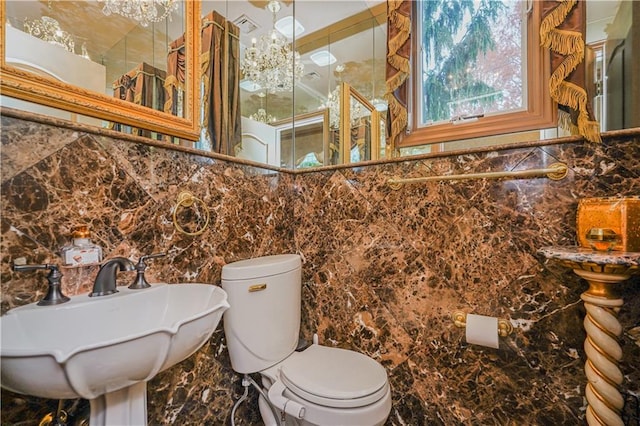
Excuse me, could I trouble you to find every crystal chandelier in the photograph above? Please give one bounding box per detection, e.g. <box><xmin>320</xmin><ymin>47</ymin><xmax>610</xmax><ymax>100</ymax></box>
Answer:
<box><xmin>249</xmin><ymin>92</ymin><xmax>276</xmax><ymax>123</ymax></box>
<box><xmin>241</xmin><ymin>0</ymin><xmax>304</xmax><ymax>93</ymax></box>
<box><xmin>23</xmin><ymin>16</ymin><xmax>74</xmax><ymax>53</ymax></box>
<box><xmin>98</xmin><ymin>0</ymin><xmax>178</xmax><ymax>27</ymax></box>
<box><xmin>323</xmin><ymin>86</ymin><xmax>362</xmax><ymax>130</ymax></box>
<box><xmin>249</xmin><ymin>108</ymin><xmax>277</xmax><ymax>124</ymax></box>
<box><xmin>324</xmin><ymin>88</ymin><xmax>341</xmax><ymax>130</ymax></box>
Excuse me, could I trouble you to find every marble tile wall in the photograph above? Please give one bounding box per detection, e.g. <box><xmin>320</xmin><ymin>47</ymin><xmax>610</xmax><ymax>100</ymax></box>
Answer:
<box><xmin>1</xmin><ymin>115</ymin><xmax>293</xmax><ymax>425</ymax></box>
<box><xmin>292</xmin><ymin>138</ymin><xmax>640</xmax><ymax>424</ymax></box>
<box><xmin>1</xmin><ymin>113</ymin><xmax>639</xmax><ymax>425</ymax></box>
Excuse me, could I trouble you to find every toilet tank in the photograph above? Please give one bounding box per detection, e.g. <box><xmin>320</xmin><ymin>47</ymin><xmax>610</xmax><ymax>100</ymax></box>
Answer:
<box><xmin>222</xmin><ymin>254</ymin><xmax>302</xmax><ymax>374</ymax></box>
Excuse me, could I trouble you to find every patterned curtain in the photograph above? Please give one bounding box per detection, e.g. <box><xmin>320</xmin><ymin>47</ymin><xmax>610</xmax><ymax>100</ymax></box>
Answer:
<box><xmin>201</xmin><ymin>11</ymin><xmax>242</xmax><ymax>155</ymax></box>
<box><xmin>385</xmin><ymin>0</ymin><xmax>411</xmax><ymax>155</ymax></box>
<box><xmin>112</xmin><ymin>62</ymin><xmax>167</xmax><ymax>139</ymax></box>
<box><xmin>541</xmin><ymin>0</ymin><xmax>601</xmax><ymax>142</ymax></box>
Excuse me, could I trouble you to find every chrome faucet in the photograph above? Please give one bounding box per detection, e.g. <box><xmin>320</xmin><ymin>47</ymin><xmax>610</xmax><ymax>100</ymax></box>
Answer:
<box><xmin>90</xmin><ymin>257</ymin><xmax>135</xmax><ymax>297</ymax></box>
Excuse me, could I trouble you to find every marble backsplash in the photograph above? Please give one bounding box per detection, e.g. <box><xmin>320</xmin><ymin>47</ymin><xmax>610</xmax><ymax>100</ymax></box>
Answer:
<box><xmin>1</xmin><ymin>112</ymin><xmax>639</xmax><ymax>425</ymax></box>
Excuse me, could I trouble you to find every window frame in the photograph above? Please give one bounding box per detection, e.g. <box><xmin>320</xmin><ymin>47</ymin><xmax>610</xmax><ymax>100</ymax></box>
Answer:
<box><xmin>400</xmin><ymin>0</ymin><xmax>557</xmax><ymax>149</ymax></box>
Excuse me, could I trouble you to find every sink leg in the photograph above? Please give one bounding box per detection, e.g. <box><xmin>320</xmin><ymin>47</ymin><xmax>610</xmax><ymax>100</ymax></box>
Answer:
<box><xmin>89</xmin><ymin>381</ymin><xmax>148</xmax><ymax>425</ymax></box>
<box><xmin>574</xmin><ymin>269</ymin><xmax>629</xmax><ymax>426</ymax></box>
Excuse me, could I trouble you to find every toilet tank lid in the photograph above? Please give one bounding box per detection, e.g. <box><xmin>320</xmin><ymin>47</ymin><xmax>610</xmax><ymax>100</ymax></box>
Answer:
<box><xmin>222</xmin><ymin>254</ymin><xmax>301</xmax><ymax>281</ymax></box>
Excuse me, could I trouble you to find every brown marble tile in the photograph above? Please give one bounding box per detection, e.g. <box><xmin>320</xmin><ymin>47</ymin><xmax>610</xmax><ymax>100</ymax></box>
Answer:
<box><xmin>1</xmin><ymin>113</ymin><xmax>639</xmax><ymax>426</ymax></box>
<box><xmin>1</xmin><ymin>115</ymin><xmax>81</xmax><ymax>183</ymax></box>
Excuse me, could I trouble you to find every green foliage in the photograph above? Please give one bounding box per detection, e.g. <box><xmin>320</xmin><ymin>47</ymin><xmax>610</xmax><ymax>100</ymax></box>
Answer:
<box><xmin>420</xmin><ymin>0</ymin><xmax>505</xmax><ymax>123</ymax></box>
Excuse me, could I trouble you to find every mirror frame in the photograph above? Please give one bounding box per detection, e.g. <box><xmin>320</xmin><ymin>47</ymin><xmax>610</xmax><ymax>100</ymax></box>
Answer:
<box><xmin>339</xmin><ymin>82</ymin><xmax>380</xmax><ymax>164</ymax></box>
<box><xmin>0</xmin><ymin>1</ymin><xmax>201</xmax><ymax>141</ymax></box>
<box><xmin>273</xmin><ymin>109</ymin><xmax>330</xmax><ymax>168</ymax></box>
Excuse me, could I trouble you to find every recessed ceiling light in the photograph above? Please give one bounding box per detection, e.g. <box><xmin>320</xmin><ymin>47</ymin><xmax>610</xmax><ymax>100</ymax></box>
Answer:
<box><xmin>310</xmin><ymin>50</ymin><xmax>337</xmax><ymax>67</ymax></box>
<box><xmin>275</xmin><ymin>16</ymin><xmax>304</xmax><ymax>38</ymax></box>
<box><xmin>240</xmin><ymin>80</ymin><xmax>261</xmax><ymax>92</ymax></box>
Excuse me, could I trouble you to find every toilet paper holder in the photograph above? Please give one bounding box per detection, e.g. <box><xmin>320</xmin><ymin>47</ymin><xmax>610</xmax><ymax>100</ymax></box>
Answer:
<box><xmin>452</xmin><ymin>311</ymin><xmax>514</xmax><ymax>337</ymax></box>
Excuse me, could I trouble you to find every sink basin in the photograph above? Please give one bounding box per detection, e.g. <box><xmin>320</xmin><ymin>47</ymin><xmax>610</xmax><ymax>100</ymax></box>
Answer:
<box><xmin>1</xmin><ymin>283</ymin><xmax>229</xmax><ymax>424</ymax></box>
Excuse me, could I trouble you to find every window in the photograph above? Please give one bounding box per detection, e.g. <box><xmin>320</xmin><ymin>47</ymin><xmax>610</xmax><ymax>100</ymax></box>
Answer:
<box><xmin>402</xmin><ymin>0</ymin><xmax>556</xmax><ymax>148</ymax></box>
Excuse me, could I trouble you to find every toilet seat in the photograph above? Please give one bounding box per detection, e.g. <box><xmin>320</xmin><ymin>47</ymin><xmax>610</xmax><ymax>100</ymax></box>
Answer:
<box><xmin>279</xmin><ymin>345</ymin><xmax>389</xmax><ymax>409</ymax></box>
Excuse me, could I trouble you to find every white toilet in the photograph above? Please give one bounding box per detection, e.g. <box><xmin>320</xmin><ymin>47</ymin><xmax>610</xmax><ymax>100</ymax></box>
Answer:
<box><xmin>222</xmin><ymin>254</ymin><xmax>392</xmax><ymax>426</ymax></box>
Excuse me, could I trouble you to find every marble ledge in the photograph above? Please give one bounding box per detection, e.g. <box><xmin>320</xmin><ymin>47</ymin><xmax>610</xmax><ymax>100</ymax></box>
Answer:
<box><xmin>0</xmin><ymin>107</ymin><xmax>282</xmax><ymax>174</ymax></box>
<box><xmin>539</xmin><ymin>246</ymin><xmax>640</xmax><ymax>268</ymax></box>
<box><xmin>3</xmin><ymin>106</ymin><xmax>640</xmax><ymax>176</ymax></box>
<box><xmin>5</xmin><ymin>107</ymin><xmax>640</xmax><ymax>175</ymax></box>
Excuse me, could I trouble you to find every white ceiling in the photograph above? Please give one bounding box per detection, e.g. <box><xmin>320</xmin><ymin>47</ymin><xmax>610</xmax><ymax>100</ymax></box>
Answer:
<box><xmin>586</xmin><ymin>0</ymin><xmax>622</xmax><ymax>43</ymax></box>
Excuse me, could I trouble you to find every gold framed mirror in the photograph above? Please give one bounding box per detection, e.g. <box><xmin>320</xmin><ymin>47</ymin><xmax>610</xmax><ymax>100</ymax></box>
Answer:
<box><xmin>0</xmin><ymin>1</ymin><xmax>200</xmax><ymax>141</ymax></box>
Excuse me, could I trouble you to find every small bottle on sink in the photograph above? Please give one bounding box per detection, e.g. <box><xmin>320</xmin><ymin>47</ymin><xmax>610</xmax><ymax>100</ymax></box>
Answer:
<box><xmin>60</xmin><ymin>225</ymin><xmax>103</xmax><ymax>267</ymax></box>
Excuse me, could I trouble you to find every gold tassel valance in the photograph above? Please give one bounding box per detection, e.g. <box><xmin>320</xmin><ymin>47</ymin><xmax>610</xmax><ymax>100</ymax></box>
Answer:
<box><xmin>386</xmin><ymin>0</ymin><xmax>412</xmax><ymax>153</ymax></box>
<box><xmin>540</xmin><ymin>0</ymin><xmax>601</xmax><ymax>142</ymax></box>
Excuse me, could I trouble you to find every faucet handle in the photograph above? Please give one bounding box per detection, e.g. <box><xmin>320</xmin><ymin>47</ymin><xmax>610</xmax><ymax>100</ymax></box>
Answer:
<box><xmin>140</xmin><ymin>252</ymin><xmax>167</xmax><ymax>263</ymax></box>
<box><xmin>129</xmin><ymin>252</ymin><xmax>167</xmax><ymax>290</ymax></box>
<box><xmin>13</xmin><ymin>263</ymin><xmax>70</xmax><ymax>306</ymax></box>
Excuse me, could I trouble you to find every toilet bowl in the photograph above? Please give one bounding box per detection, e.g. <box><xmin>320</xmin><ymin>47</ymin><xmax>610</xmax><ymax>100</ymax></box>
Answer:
<box><xmin>222</xmin><ymin>254</ymin><xmax>391</xmax><ymax>426</ymax></box>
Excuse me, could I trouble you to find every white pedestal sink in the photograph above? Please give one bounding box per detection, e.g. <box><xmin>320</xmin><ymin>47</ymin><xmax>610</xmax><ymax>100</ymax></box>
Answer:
<box><xmin>1</xmin><ymin>283</ymin><xmax>229</xmax><ymax>425</ymax></box>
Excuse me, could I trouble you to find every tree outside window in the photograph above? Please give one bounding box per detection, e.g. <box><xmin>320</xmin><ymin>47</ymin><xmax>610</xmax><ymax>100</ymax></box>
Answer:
<box><xmin>418</xmin><ymin>0</ymin><xmax>525</xmax><ymax>125</ymax></box>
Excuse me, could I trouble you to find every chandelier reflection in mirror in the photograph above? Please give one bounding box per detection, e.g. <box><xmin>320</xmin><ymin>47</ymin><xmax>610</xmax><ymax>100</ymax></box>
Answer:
<box><xmin>23</xmin><ymin>16</ymin><xmax>74</xmax><ymax>53</ymax></box>
<box><xmin>98</xmin><ymin>0</ymin><xmax>178</xmax><ymax>27</ymax></box>
<box><xmin>250</xmin><ymin>108</ymin><xmax>277</xmax><ymax>123</ymax></box>
<box><xmin>249</xmin><ymin>92</ymin><xmax>276</xmax><ymax>123</ymax></box>
<box><xmin>241</xmin><ymin>0</ymin><xmax>304</xmax><ymax>94</ymax></box>
<box><xmin>323</xmin><ymin>87</ymin><xmax>362</xmax><ymax>130</ymax></box>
